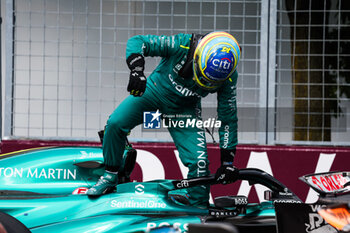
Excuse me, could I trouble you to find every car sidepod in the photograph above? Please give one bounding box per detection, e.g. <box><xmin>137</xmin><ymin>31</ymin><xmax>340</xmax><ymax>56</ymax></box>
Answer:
<box><xmin>0</xmin><ymin>147</ymin><xmax>105</xmax><ymax>195</ymax></box>
<box><xmin>30</xmin><ymin>215</ymin><xmax>202</xmax><ymax>233</ymax></box>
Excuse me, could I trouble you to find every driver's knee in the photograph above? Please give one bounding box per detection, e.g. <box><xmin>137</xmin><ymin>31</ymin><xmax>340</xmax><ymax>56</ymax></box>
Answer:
<box><xmin>105</xmin><ymin>115</ymin><xmax>131</xmax><ymax>136</ymax></box>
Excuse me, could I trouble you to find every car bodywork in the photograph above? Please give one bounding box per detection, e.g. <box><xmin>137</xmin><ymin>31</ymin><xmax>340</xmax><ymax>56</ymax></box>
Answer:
<box><xmin>0</xmin><ymin>146</ymin><xmax>347</xmax><ymax>233</ymax></box>
<box><xmin>0</xmin><ymin>147</ymin><xmax>104</xmax><ymax>195</ymax></box>
<box><xmin>275</xmin><ymin>171</ymin><xmax>350</xmax><ymax>233</ymax></box>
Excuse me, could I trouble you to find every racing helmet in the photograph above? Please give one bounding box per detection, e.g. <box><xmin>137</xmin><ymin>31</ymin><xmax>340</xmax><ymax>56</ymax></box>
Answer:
<box><xmin>193</xmin><ymin>31</ymin><xmax>241</xmax><ymax>90</ymax></box>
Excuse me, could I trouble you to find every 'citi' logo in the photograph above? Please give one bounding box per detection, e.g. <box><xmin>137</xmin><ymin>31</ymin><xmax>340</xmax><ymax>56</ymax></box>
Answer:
<box><xmin>212</xmin><ymin>58</ymin><xmax>232</xmax><ymax>70</ymax></box>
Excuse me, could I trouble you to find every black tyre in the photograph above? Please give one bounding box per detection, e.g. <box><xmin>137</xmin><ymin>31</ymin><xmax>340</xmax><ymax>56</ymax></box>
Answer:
<box><xmin>0</xmin><ymin>212</ymin><xmax>31</xmax><ymax>233</ymax></box>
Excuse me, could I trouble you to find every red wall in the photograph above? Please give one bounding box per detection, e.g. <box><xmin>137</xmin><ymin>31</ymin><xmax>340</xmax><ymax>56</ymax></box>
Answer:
<box><xmin>1</xmin><ymin>139</ymin><xmax>349</xmax><ymax>202</ymax></box>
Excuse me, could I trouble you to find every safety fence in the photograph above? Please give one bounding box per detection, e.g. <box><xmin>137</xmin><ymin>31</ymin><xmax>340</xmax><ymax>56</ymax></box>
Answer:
<box><xmin>1</xmin><ymin>0</ymin><xmax>349</xmax><ymax>146</ymax></box>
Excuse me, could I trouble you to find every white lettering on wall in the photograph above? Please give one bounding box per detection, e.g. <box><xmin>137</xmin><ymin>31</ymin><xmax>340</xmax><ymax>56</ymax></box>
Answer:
<box><xmin>136</xmin><ymin>150</ymin><xmax>165</xmax><ymax>181</ymax></box>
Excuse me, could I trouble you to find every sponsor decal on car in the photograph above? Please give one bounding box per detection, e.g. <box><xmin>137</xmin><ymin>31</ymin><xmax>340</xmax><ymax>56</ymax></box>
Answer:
<box><xmin>176</xmin><ymin>180</ymin><xmax>189</xmax><ymax>189</ymax></box>
<box><xmin>72</xmin><ymin>187</ymin><xmax>89</xmax><ymax>194</ymax></box>
<box><xmin>301</xmin><ymin>172</ymin><xmax>350</xmax><ymax>194</ymax></box>
<box><xmin>146</xmin><ymin>222</ymin><xmax>189</xmax><ymax>232</ymax></box>
<box><xmin>305</xmin><ymin>205</ymin><xmax>337</xmax><ymax>233</ymax></box>
<box><xmin>233</xmin><ymin>197</ymin><xmax>248</xmax><ymax>205</ymax></box>
<box><xmin>273</xmin><ymin>199</ymin><xmax>302</xmax><ymax>204</ymax></box>
<box><xmin>79</xmin><ymin>151</ymin><xmax>102</xmax><ymax>159</ymax></box>
<box><xmin>135</xmin><ymin>184</ymin><xmax>145</xmax><ymax>195</ymax></box>
<box><xmin>0</xmin><ymin>167</ymin><xmax>77</xmax><ymax>180</ymax></box>
<box><xmin>209</xmin><ymin>209</ymin><xmax>239</xmax><ymax>218</ymax></box>
<box><xmin>111</xmin><ymin>199</ymin><xmax>166</xmax><ymax>209</ymax></box>
<box><xmin>276</xmin><ymin>203</ymin><xmax>337</xmax><ymax>233</ymax></box>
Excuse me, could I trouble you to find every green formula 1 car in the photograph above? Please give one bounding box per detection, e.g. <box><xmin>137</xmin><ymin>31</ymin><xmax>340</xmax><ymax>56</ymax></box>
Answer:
<box><xmin>0</xmin><ymin>146</ymin><xmax>346</xmax><ymax>233</ymax></box>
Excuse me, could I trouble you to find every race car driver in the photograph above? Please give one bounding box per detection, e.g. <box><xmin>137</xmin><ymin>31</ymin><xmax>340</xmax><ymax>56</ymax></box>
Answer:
<box><xmin>87</xmin><ymin>31</ymin><xmax>241</xmax><ymax>207</ymax></box>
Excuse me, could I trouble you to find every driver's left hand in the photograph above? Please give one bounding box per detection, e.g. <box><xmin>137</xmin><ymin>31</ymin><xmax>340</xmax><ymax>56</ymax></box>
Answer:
<box><xmin>215</xmin><ymin>164</ymin><xmax>239</xmax><ymax>184</ymax></box>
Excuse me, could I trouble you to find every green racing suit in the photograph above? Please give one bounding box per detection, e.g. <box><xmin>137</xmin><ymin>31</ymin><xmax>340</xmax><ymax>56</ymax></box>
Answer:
<box><xmin>103</xmin><ymin>33</ymin><xmax>238</xmax><ymax>207</ymax></box>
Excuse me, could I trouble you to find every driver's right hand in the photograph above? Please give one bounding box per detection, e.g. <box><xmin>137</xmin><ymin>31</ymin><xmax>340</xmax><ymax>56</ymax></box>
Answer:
<box><xmin>127</xmin><ymin>71</ymin><xmax>146</xmax><ymax>97</ymax></box>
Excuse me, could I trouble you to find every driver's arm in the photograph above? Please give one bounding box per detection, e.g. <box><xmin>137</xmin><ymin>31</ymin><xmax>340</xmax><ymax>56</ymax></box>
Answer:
<box><xmin>125</xmin><ymin>34</ymin><xmax>191</xmax><ymax>96</ymax></box>
<box><xmin>217</xmin><ymin>71</ymin><xmax>239</xmax><ymax>165</ymax></box>
<box><xmin>126</xmin><ymin>34</ymin><xmax>189</xmax><ymax>58</ymax></box>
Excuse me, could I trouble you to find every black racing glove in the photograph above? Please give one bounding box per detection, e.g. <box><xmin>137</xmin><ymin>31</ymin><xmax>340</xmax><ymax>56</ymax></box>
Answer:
<box><xmin>126</xmin><ymin>53</ymin><xmax>146</xmax><ymax>97</ymax></box>
<box><xmin>215</xmin><ymin>148</ymin><xmax>238</xmax><ymax>184</ymax></box>
<box><xmin>127</xmin><ymin>71</ymin><xmax>146</xmax><ymax>96</ymax></box>
<box><xmin>215</xmin><ymin>164</ymin><xmax>239</xmax><ymax>185</ymax></box>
